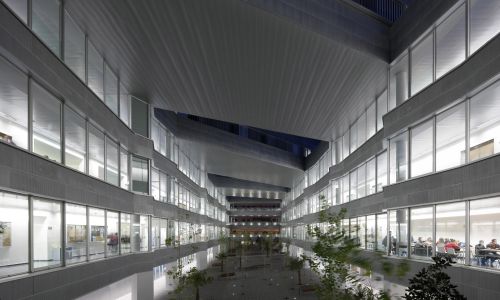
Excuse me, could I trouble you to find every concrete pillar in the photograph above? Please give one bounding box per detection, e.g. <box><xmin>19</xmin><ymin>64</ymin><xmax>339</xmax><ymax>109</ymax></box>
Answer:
<box><xmin>395</xmin><ymin>71</ymin><xmax>408</xmax><ymax>106</ymax></box>
<box><xmin>133</xmin><ymin>271</ymin><xmax>154</xmax><ymax>300</ymax></box>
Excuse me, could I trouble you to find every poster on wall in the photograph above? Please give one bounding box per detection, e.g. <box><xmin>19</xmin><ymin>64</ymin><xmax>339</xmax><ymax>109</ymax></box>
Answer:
<box><xmin>0</xmin><ymin>222</ymin><xmax>12</xmax><ymax>247</ymax></box>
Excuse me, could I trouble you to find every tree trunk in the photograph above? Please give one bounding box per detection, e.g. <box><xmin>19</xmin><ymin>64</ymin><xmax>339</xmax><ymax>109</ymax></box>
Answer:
<box><xmin>196</xmin><ymin>287</ymin><xmax>200</xmax><ymax>300</ymax></box>
<box><xmin>298</xmin><ymin>269</ymin><xmax>302</xmax><ymax>285</ymax></box>
<box><xmin>221</xmin><ymin>260</ymin><xmax>224</xmax><ymax>272</ymax></box>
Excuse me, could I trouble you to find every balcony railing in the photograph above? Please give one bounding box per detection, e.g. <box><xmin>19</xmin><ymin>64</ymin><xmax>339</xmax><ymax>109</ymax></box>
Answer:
<box><xmin>351</xmin><ymin>0</ymin><xmax>408</xmax><ymax>22</ymax></box>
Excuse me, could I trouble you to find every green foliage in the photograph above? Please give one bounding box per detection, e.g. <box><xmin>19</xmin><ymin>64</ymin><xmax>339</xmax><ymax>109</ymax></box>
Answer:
<box><xmin>289</xmin><ymin>256</ymin><xmax>306</xmax><ymax>285</ymax></box>
<box><xmin>304</xmin><ymin>195</ymin><xmax>408</xmax><ymax>300</ymax></box>
<box><xmin>174</xmin><ymin>267</ymin><xmax>212</xmax><ymax>300</ymax></box>
<box><xmin>165</xmin><ymin>237</ymin><xmax>174</xmax><ymax>247</ymax></box>
<box><xmin>289</xmin><ymin>256</ymin><xmax>305</xmax><ymax>271</ymax></box>
<box><xmin>215</xmin><ymin>252</ymin><xmax>228</xmax><ymax>272</ymax></box>
<box><xmin>404</xmin><ymin>256</ymin><xmax>466</xmax><ymax>300</ymax></box>
<box><xmin>263</xmin><ymin>237</ymin><xmax>272</xmax><ymax>257</ymax></box>
<box><xmin>218</xmin><ymin>233</ymin><xmax>230</xmax><ymax>252</ymax></box>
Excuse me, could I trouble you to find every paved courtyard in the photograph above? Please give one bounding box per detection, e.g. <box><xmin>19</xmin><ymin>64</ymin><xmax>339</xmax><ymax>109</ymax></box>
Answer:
<box><xmin>157</xmin><ymin>253</ymin><xmax>319</xmax><ymax>300</ymax></box>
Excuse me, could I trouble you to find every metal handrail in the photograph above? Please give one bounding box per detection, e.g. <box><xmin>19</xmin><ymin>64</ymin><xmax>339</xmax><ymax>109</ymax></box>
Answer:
<box><xmin>350</xmin><ymin>0</ymin><xmax>408</xmax><ymax>23</ymax></box>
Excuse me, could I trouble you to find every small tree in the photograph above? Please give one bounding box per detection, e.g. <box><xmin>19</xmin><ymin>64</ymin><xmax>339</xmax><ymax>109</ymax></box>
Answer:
<box><xmin>175</xmin><ymin>267</ymin><xmax>212</xmax><ymax>300</ymax></box>
<box><xmin>289</xmin><ymin>256</ymin><xmax>306</xmax><ymax>285</ymax></box>
<box><xmin>404</xmin><ymin>256</ymin><xmax>466</xmax><ymax>300</ymax></box>
<box><xmin>215</xmin><ymin>252</ymin><xmax>228</xmax><ymax>273</ymax></box>
<box><xmin>238</xmin><ymin>234</ymin><xmax>252</xmax><ymax>269</ymax></box>
<box><xmin>218</xmin><ymin>233</ymin><xmax>230</xmax><ymax>253</ymax></box>
<box><xmin>305</xmin><ymin>195</ymin><xmax>408</xmax><ymax>300</ymax></box>
<box><xmin>263</xmin><ymin>237</ymin><xmax>272</xmax><ymax>257</ymax></box>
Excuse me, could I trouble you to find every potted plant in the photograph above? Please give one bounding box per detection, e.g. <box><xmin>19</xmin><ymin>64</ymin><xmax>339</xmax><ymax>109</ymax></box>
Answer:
<box><xmin>165</xmin><ymin>237</ymin><xmax>173</xmax><ymax>247</ymax></box>
<box><xmin>404</xmin><ymin>256</ymin><xmax>466</xmax><ymax>300</ymax></box>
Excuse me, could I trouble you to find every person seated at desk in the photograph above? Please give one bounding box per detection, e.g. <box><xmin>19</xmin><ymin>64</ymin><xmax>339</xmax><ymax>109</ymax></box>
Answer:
<box><xmin>487</xmin><ymin>239</ymin><xmax>500</xmax><ymax>249</ymax></box>
<box><xmin>445</xmin><ymin>239</ymin><xmax>460</xmax><ymax>253</ymax></box>
<box><xmin>486</xmin><ymin>239</ymin><xmax>500</xmax><ymax>267</ymax></box>
<box><xmin>414</xmin><ymin>237</ymin><xmax>431</xmax><ymax>256</ymax></box>
<box><xmin>436</xmin><ymin>238</ymin><xmax>446</xmax><ymax>256</ymax></box>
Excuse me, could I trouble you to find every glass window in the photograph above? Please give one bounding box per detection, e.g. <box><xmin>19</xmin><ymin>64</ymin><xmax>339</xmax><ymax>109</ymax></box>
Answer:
<box><xmin>357</xmin><ymin>164</ymin><xmax>366</xmax><ymax>199</ymax></box>
<box><xmin>65</xmin><ymin>203</ymin><xmax>87</xmax><ymax>265</ymax></box>
<box><xmin>410</xmin><ymin>206</ymin><xmax>433</xmax><ymax>259</ymax></box>
<box><xmin>376</xmin><ymin>90</ymin><xmax>387</xmax><ymax>131</ymax></box>
<box><xmin>470</xmin><ymin>0</ymin><xmax>500</xmax><ymax>54</ymax></box>
<box><xmin>389</xmin><ymin>209</ymin><xmax>408</xmax><ymax>257</ymax></box>
<box><xmin>376</xmin><ymin>213</ymin><xmax>387</xmax><ymax>252</ymax></box>
<box><xmin>366</xmin><ymin>158</ymin><xmax>376</xmax><ymax>195</ymax></box>
<box><xmin>357</xmin><ymin>113</ymin><xmax>366</xmax><ymax>147</ymax></box>
<box><xmin>106</xmin><ymin>211</ymin><xmax>119</xmax><ymax>257</ymax></box>
<box><xmin>389</xmin><ymin>132</ymin><xmax>408</xmax><ymax>184</ymax></box>
<box><xmin>469</xmin><ymin>82</ymin><xmax>500</xmax><ymax>161</ymax></box>
<box><xmin>104</xmin><ymin>63</ymin><xmax>118</xmax><ymax>114</ymax></box>
<box><xmin>389</xmin><ymin>54</ymin><xmax>409</xmax><ymax>110</ymax></box>
<box><xmin>358</xmin><ymin>216</ymin><xmax>366</xmax><ymax>249</ymax></box>
<box><xmin>64</xmin><ymin>12</ymin><xmax>85</xmax><ymax>81</ymax></box>
<box><xmin>377</xmin><ymin>151</ymin><xmax>387</xmax><ymax>192</ymax></box>
<box><xmin>88</xmin><ymin>208</ymin><xmax>105</xmax><ymax>260</ymax></box>
<box><xmin>349</xmin><ymin>170</ymin><xmax>357</xmax><ymax>201</ymax></box>
<box><xmin>151</xmin><ymin>120</ymin><xmax>161</xmax><ymax>153</ymax></box>
<box><xmin>131</xmin><ymin>96</ymin><xmax>149</xmax><ymax>137</ymax></box>
<box><xmin>151</xmin><ymin>168</ymin><xmax>160</xmax><ymax>200</ymax></box>
<box><xmin>160</xmin><ymin>219</ymin><xmax>168</xmax><ymax>247</ymax></box>
<box><xmin>436</xmin><ymin>5</ymin><xmax>466</xmax><ymax>79</ymax></box>
<box><xmin>106</xmin><ymin>138</ymin><xmax>119</xmax><ymax>186</ymax></box>
<box><xmin>139</xmin><ymin>216</ymin><xmax>149</xmax><ymax>252</ymax></box>
<box><xmin>0</xmin><ymin>57</ymin><xmax>28</xmax><ymax>149</ymax></box>
<box><xmin>88</xmin><ymin>124</ymin><xmax>105</xmax><ymax>180</ymax></box>
<box><xmin>410</xmin><ymin>119</ymin><xmax>434</xmax><ymax>177</ymax></box>
<box><xmin>120</xmin><ymin>148</ymin><xmax>129</xmax><ymax>190</ymax></box>
<box><xmin>342</xmin><ymin>132</ymin><xmax>349</xmax><ymax>160</ymax></box>
<box><xmin>411</xmin><ymin>33</ymin><xmax>434</xmax><ymax>96</ymax></box>
<box><xmin>132</xmin><ymin>156</ymin><xmax>149</xmax><ymax>194</ymax></box>
<box><xmin>330</xmin><ymin>142</ymin><xmax>337</xmax><ymax>167</ymax></box>
<box><xmin>350</xmin><ymin>218</ymin><xmax>358</xmax><ymax>243</ymax></box>
<box><xmin>367</xmin><ymin>102</ymin><xmax>376</xmax><ymax>139</ymax></box>
<box><xmin>120</xmin><ymin>213</ymin><xmax>131</xmax><ymax>254</ymax></box>
<box><xmin>341</xmin><ymin>175</ymin><xmax>349</xmax><ymax>204</ymax></box>
<box><xmin>3</xmin><ymin>0</ymin><xmax>28</xmax><ymax>23</ymax></box>
<box><xmin>350</xmin><ymin>122</ymin><xmax>357</xmax><ymax>154</ymax></box>
<box><xmin>32</xmin><ymin>82</ymin><xmax>61</xmax><ymax>163</ymax></box>
<box><xmin>470</xmin><ymin>197</ymin><xmax>500</xmax><ymax>268</ymax></box>
<box><xmin>119</xmin><ymin>84</ymin><xmax>130</xmax><ymax>127</ymax></box>
<box><xmin>436</xmin><ymin>202</ymin><xmax>466</xmax><ymax>264</ymax></box>
<box><xmin>64</xmin><ymin>107</ymin><xmax>86</xmax><ymax>172</ymax></box>
<box><xmin>151</xmin><ymin>218</ymin><xmax>160</xmax><ymax>250</ymax></box>
<box><xmin>87</xmin><ymin>42</ymin><xmax>104</xmax><ymax>100</ymax></box>
<box><xmin>335</xmin><ymin>139</ymin><xmax>342</xmax><ymax>163</ymax></box>
<box><xmin>160</xmin><ymin>172</ymin><xmax>168</xmax><ymax>202</ymax></box>
<box><xmin>32</xmin><ymin>0</ymin><xmax>60</xmax><ymax>56</ymax></box>
<box><xmin>366</xmin><ymin>215</ymin><xmax>376</xmax><ymax>250</ymax></box>
<box><xmin>0</xmin><ymin>192</ymin><xmax>29</xmax><ymax>277</ymax></box>
<box><xmin>33</xmin><ymin>198</ymin><xmax>62</xmax><ymax>270</ymax></box>
<box><xmin>436</xmin><ymin>103</ymin><xmax>466</xmax><ymax>171</ymax></box>
<box><xmin>331</xmin><ymin>180</ymin><xmax>339</xmax><ymax>206</ymax></box>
